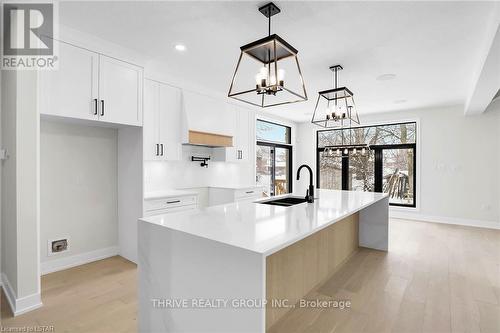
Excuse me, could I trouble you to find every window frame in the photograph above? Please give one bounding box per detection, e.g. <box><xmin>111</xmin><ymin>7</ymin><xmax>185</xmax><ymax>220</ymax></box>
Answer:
<box><xmin>256</xmin><ymin>119</ymin><xmax>292</xmax><ymax>145</ymax></box>
<box><xmin>316</xmin><ymin>121</ymin><xmax>417</xmax><ymax>208</ymax></box>
<box><xmin>256</xmin><ymin>141</ymin><xmax>293</xmax><ymax>196</ymax></box>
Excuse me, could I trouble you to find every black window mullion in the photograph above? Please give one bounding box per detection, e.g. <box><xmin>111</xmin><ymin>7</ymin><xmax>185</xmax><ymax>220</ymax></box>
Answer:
<box><xmin>341</xmin><ymin>154</ymin><xmax>349</xmax><ymax>190</ymax></box>
<box><xmin>270</xmin><ymin>147</ymin><xmax>276</xmax><ymax>196</ymax></box>
<box><xmin>374</xmin><ymin>148</ymin><xmax>383</xmax><ymax>192</ymax></box>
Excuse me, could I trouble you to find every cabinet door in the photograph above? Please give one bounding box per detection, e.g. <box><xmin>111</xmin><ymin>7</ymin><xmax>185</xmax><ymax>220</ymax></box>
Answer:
<box><xmin>39</xmin><ymin>41</ymin><xmax>99</xmax><ymax>120</ymax></box>
<box><xmin>98</xmin><ymin>55</ymin><xmax>143</xmax><ymax>126</ymax></box>
<box><xmin>159</xmin><ymin>84</ymin><xmax>182</xmax><ymax>161</ymax></box>
<box><xmin>143</xmin><ymin>80</ymin><xmax>161</xmax><ymax>160</ymax></box>
<box><xmin>225</xmin><ymin>104</ymin><xmax>239</xmax><ymax>162</ymax></box>
<box><xmin>237</xmin><ymin>107</ymin><xmax>251</xmax><ymax>162</ymax></box>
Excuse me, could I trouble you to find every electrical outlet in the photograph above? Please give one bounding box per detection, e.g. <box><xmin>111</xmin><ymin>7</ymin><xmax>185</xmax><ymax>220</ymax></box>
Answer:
<box><xmin>48</xmin><ymin>238</ymin><xmax>69</xmax><ymax>256</ymax></box>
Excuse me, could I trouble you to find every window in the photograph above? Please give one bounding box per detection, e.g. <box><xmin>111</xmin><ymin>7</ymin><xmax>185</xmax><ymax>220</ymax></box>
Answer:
<box><xmin>317</xmin><ymin>122</ymin><xmax>416</xmax><ymax>207</ymax></box>
<box><xmin>256</xmin><ymin>120</ymin><xmax>292</xmax><ymax>197</ymax></box>
<box><xmin>256</xmin><ymin>119</ymin><xmax>291</xmax><ymax>144</ymax></box>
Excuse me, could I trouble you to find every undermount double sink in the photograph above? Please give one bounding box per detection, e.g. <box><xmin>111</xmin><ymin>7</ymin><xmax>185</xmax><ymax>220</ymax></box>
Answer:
<box><xmin>258</xmin><ymin>196</ymin><xmax>308</xmax><ymax>207</ymax></box>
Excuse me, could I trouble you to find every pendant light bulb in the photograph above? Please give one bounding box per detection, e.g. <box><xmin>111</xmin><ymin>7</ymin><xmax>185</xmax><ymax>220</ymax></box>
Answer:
<box><xmin>353</xmin><ymin>148</ymin><xmax>357</xmax><ymax>155</ymax></box>
<box><xmin>361</xmin><ymin>147</ymin><xmax>366</xmax><ymax>155</ymax></box>
<box><xmin>344</xmin><ymin>148</ymin><xmax>348</xmax><ymax>155</ymax></box>
<box><xmin>270</xmin><ymin>75</ymin><xmax>277</xmax><ymax>86</ymax></box>
<box><xmin>278</xmin><ymin>69</ymin><xmax>285</xmax><ymax>86</ymax></box>
<box><xmin>255</xmin><ymin>73</ymin><xmax>262</xmax><ymax>85</ymax></box>
<box><xmin>336</xmin><ymin>149</ymin><xmax>341</xmax><ymax>156</ymax></box>
<box><xmin>257</xmin><ymin>67</ymin><xmax>268</xmax><ymax>87</ymax></box>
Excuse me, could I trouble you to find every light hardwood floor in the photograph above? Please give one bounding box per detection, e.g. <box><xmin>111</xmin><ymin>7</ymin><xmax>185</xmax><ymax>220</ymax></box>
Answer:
<box><xmin>268</xmin><ymin>219</ymin><xmax>500</xmax><ymax>333</ymax></box>
<box><xmin>1</xmin><ymin>219</ymin><xmax>499</xmax><ymax>333</ymax></box>
<box><xmin>1</xmin><ymin>256</ymin><xmax>137</xmax><ymax>332</ymax></box>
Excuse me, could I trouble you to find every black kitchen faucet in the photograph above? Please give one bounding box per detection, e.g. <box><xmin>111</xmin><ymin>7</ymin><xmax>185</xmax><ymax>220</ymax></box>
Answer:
<box><xmin>296</xmin><ymin>164</ymin><xmax>314</xmax><ymax>203</ymax></box>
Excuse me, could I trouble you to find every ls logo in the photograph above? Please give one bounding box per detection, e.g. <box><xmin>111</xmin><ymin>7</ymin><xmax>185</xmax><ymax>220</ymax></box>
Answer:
<box><xmin>3</xmin><ymin>3</ymin><xmax>53</xmax><ymax>56</ymax></box>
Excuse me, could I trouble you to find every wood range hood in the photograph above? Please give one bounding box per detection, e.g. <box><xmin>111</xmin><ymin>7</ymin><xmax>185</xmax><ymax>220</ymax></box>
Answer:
<box><xmin>181</xmin><ymin>90</ymin><xmax>235</xmax><ymax>148</ymax></box>
<box><xmin>184</xmin><ymin>130</ymin><xmax>233</xmax><ymax>148</ymax></box>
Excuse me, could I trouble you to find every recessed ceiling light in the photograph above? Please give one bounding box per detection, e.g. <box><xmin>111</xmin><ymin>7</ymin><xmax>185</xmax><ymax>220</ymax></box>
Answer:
<box><xmin>394</xmin><ymin>99</ymin><xmax>407</xmax><ymax>104</ymax></box>
<box><xmin>174</xmin><ymin>44</ymin><xmax>186</xmax><ymax>52</ymax></box>
<box><xmin>376</xmin><ymin>74</ymin><xmax>396</xmax><ymax>81</ymax></box>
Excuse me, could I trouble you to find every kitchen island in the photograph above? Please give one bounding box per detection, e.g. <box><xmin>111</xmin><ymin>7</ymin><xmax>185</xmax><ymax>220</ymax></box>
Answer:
<box><xmin>138</xmin><ymin>189</ymin><xmax>389</xmax><ymax>332</ymax></box>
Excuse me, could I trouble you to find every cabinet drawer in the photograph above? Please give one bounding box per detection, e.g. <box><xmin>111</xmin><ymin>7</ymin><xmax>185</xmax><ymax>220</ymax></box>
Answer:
<box><xmin>234</xmin><ymin>188</ymin><xmax>261</xmax><ymax>200</ymax></box>
<box><xmin>235</xmin><ymin>195</ymin><xmax>260</xmax><ymax>203</ymax></box>
<box><xmin>144</xmin><ymin>195</ymin><xmax>197</xmax><ymax>212</ymax></box>
<box><xmin>144</xmin><ymin>204</ymin><xmax>197</xmax><ymax>217</ymax></box>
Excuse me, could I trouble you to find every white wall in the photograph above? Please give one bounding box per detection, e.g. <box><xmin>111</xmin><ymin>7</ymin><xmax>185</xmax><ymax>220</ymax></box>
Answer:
<box><xmin>296</xmin><ymin>105</ymin><xmax>500</xmax><ymax>228</ymax></box>
<box><xmin>16</xmin><ymin>71</ymin><xmax>41</xmax><ymax>301</ymax></box>
<box><xmin>1</xmin><ymin>71</ymin><xmax>18</xmax><ymax>293</ymax></box>
<box><xmin>1</xmin><ymin>70</ymin><xmax>42</xmax><ymax>314</ymax></box>
<box><xmin>40</xmin><ymin>120</ymin><xmax>118</xmax><ymax>264</ymax></box>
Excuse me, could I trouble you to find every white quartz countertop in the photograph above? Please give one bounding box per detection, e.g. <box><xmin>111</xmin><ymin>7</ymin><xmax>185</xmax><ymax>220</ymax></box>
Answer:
<box><xmin>144</xmin><ymin>189</ymin><xmax>199</xmax><ymax>200</ymax></box>
<box><xmin>139</xmin><ymin>189</ymin><xmax>388</xmax><ymax>256</ymax></box>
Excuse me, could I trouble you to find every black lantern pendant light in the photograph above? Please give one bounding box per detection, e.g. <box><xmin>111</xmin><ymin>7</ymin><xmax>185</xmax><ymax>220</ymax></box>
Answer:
<box><xmin>228</xmin><ymin>2</ymin><xmax>307</xmax><ymax>108</ymax></box>
<box><xmin>311</xmin><ymin>65</ymin><xmax>360</xmax><ymax>128</ymax></box>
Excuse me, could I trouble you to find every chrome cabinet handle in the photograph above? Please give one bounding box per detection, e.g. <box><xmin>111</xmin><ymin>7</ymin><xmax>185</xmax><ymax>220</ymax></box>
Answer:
<box><xmin>155</xmin><ymin>144</ymin><xmax>159</xmax><ymax>156</ymax></box>
<box><xmin>246</xmin><ymin>191</ymin><xmax>254</xmax><ymax>194</ymax></box>
<box><xmin>93</xmin><ymin>98</ymin><xmax>98</xmax><ymax>115</ymax></box>
<box><xmin>160</xmin><ymin>144</ymin><xmax>164</xmax><ymax>156</ymax></box>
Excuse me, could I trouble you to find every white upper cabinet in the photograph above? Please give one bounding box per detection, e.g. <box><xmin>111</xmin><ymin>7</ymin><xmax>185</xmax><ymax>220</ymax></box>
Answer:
<box><xmin>143</xmin><ymin>79</ymin><xmax>182</xmax><ymax>161</ymax></box>
<box><xmin>39</xmin><ymin>40</ymin><xmax>143</xmax><ymax>127</ymax></box>
<box><xmin>40</xmin><ymin>41</ymin><xmax>99</xmax><ymax>121</ymax></box>
<box><xmin>236</xmin><ymin>106</ymin><xmax>252</xmax><ymax>162</ymax></box>
<box><xmin>213</xmin><ymin>104</ymin><xmax>253</xmax><ymax>163</ymax></box>
<box><xmin>143</xmin><ymin>80</ymin><xmax>161</xmax><ymax>160</ymax></box>
<box><xmin>98</xmin><ymin>55</ymin><xmax>143</xmax><ymax>126</ymax></box>
<box><xmin>159</xmin><ymin>84</ymin><xmax>182</xmax><ymax>161</ymax></box>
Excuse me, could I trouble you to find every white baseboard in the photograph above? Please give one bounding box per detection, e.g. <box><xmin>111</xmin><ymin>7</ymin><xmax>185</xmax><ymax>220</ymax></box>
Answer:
<box><xmin>390</xmin><ymin>211</ymin><xmax>500</xmax><ymax>230</ymax></box>
<box><xmin>1</xmin><ymin>273</ymin><xmax>43</xmax><ymax>316</ymax></box>
<box><xmin>41</xmin><ymin>246</ymin><xmax>119</xmax><ymax>275</ymax></box>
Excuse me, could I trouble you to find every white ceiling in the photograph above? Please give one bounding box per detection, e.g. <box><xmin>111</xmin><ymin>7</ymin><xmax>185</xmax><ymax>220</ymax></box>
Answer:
<box><xmin>59</xmin><ymin>1</ymin><xmax>499</xmax><ymax>122</ymax></box>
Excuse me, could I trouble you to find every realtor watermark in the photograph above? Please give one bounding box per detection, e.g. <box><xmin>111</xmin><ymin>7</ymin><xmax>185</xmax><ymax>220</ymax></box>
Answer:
<box><xmin>151</xmin><ymin>298</ymin><xmax>352</xmax><ymax>310</ymax></box>
<box><xmin>1</xmin><ymin>1</ymin><xmax>58</xmax><ymax>70</ymax></box>
<box><xmin>0</xmin><ymin>326</ymin><xmax>54</xmax><ymax>332</ymax></box>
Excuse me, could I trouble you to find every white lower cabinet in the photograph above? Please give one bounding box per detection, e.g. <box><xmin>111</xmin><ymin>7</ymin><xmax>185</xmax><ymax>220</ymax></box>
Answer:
<box><xmin>208</xmin><ymin>187</ymin><xmax>264</xmax><ymax>206</ymax></box>
<box><xmin>40</xmin><ymin>40</ymin><xmax>143</xmax><ymax>127</ymax></box>
<box><xmin>144</xmin><ymin>79</ymin><xmax>182</xmax><ymax>161</ymax></box>
<box><xmin>144</xmin><ymin>194</ymin><xmax>198</xmax><ymax>217</ymax></box>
